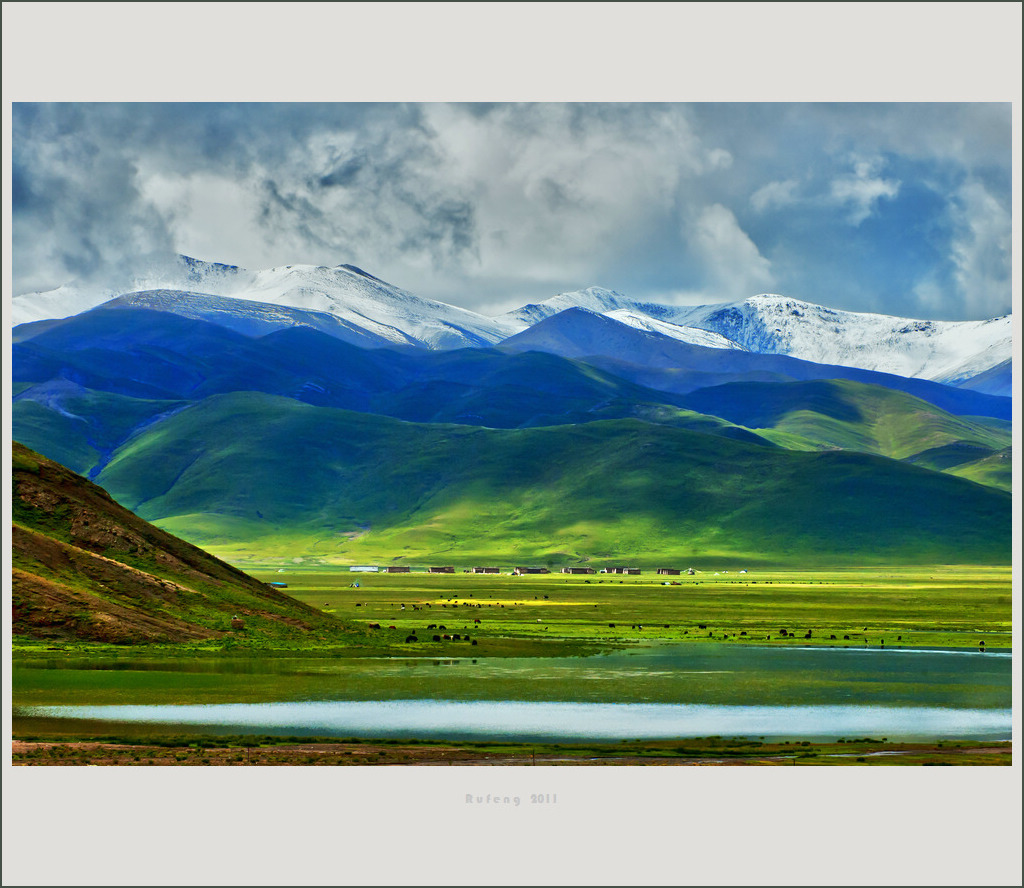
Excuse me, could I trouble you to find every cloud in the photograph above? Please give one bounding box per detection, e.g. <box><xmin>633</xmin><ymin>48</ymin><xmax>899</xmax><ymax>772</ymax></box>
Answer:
<box><xmin>689</xmin><ymin>204</ymin><xmax>775</xmax><ymax>299</ymax></box>
<box><xmin>750</xmin><ymin>179</ymin><xmax>801</xmax><ymax>213</ymax></box>
<box><xmin>829</xmin><ymin>157</ymin><xmax>900</xmax><ymax>225</ymax></box>
<box><xmin>911</xmin><ymin>276</ymin><xmax>949</xmax><ymax>316</ymax></box>
<box><xmin>12</xmin><ymin>106</ymin><xmax>178</xmax><ymax>293</ymax></box>
<box><xmin>949</xmin><ymin>180</ymin><xmax>1012</xmax><ymax>318</ymax></box>
<box><xmin>10</xmin><ymin>102</ymin><xmax>1012</xmax><ymax>320</ymax></box>
<box><xmin>414</xmin><ymin>104</ymin><xmax>697</xmax><ymax>285</ymax></box>
<box><xmin>138</xmin><ymin>169</ymin><xmax>272</xmax><ymax>265</ymax></box>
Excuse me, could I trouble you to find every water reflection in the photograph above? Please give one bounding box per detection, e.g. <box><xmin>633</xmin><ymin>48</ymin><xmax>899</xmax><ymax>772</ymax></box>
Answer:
<box><xmin>19</xmin><ymin>700</ymin><xmax>1012</xmax><ymax>742</ymax></box>
<box><xmin>15</xmin><ymin>643</ymin><xmax>1011</xmax><ymax>710</ymax></box>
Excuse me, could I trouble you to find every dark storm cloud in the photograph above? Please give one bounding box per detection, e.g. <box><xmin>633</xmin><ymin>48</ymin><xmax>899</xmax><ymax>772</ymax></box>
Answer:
<box><xmin>319</xmin><ymin>156</ymin><xmax>366</xmax><ymax>188</ymax></box>
<box><xmin>246</xmin><ymin>108</ymin><xmax>483</xmax><ymax>272</ymax></box>
<box><xmin>259</xmin><ymin>180</ymin><xmax>336</xmax><ymax>253</ymax></box>
<box><xmin>13</xmin><ymin>104</ymin><xmax>180</xmax><ymax>292</ymax></box>
<box><xmin>11</xmin><ymin>102</ymin><xmax>1013</xmax><ymax>320</ymax></box>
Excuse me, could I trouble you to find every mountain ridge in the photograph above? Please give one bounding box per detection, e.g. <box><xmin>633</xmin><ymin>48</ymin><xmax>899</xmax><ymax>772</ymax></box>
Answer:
<box><xmin>12</xmin><ymin>255</ymin><xmax>1011</xmax><ymax>387</ymax></box>
<box><xmin>499</xmin><ymin>308</ymin><xmax>1011</xmax><ymax>421</ymax></box>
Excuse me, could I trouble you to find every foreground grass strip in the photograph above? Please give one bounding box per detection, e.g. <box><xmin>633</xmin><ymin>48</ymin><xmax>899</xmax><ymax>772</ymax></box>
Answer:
<box><xmin>10</xmin><ymin>737</ymin><xmax>1011</xmax><ymax>766</ymax></box>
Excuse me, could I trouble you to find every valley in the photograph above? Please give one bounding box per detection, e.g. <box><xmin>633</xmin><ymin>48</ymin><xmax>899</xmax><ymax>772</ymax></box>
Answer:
<box><xmin>9</xmin><ymin>258</ymin><xmax>1015</xmax><ymax>765</ymax></box>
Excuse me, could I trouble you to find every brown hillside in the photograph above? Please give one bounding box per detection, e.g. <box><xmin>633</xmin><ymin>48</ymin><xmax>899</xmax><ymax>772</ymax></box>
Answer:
<box><xmin>11</xmin><ymin>441</ymin><xmax>356</xmax><ymax>644</ymax></box>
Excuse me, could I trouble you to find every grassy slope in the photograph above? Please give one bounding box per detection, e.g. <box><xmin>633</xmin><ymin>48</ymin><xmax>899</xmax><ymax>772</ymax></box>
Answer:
<box><xmin>90</xmin><ymin>392</ymin><xmax>1010</xmax><ymax>567</ymax></box>
<box><xmin>12</xmin><ymin>391</ymin><xmax>187</xmax><ymax>477</ymax></box>
<box><xmin>682</xmin><ymin>379</ymin><xmax>1012</xmax><ymax>488</ymax></box>
<box><xmin>11</xmin><ymin>442</ymin><xmax>363</xmax><ymax>645</ymax></box>
<box><xmin>944</xmin><ymin>448</ymin><xmax>1013</xmax><ymax>490</ymax></box>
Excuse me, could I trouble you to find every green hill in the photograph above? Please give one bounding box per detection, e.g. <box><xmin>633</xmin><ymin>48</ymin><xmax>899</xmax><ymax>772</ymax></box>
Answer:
<box><xmin>681</xmin><ymin>379</ymin><xmax>1012</xmax><ymax>489</ymax></box>
<box><xmin>11</xmin><ymin>441</ymin><xmax>362</xmax><ymax>645</ymax></box>
<box><xmin>929</xmin><ymin>448</ymin><xmax>1015</xmax><ymax>489</ymax></box>
<box><xmin>11</xmin><ymin>384</ymin><xmax>187</xmax><ymax>478</ymax></box>
<box><xmin>86</xmin><ymin>392</ymin><xmax>1011</xmax><ymax>567</ymax></box>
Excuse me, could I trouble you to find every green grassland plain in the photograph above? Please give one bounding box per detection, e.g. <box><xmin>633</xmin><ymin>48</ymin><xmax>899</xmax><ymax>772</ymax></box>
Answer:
<box><xmin>262</xmin><ymin>564</ymin><xmax>1012</xmax><ymax>653</ymax></box>
<box><xmin>14</xmin><ymin>565</ymin><xmax>1010</xmax><ymax>659</ymax></box>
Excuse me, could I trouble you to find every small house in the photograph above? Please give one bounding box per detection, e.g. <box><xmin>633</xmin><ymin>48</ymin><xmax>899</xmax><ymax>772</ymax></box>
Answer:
<box><xmin>561</xmin><ymin>567</ymin><xmax>595</xmax><ymax>574</ymax></box>
<box><xmin>384</xmin><ymin>566</ymin><xmax>410</xmax><ymax>573</ymax></box>
<box><xmin>428</xmin><ymin>566</ymin><xmax>455</xmax><ymax>574</ymax></box>
<box><xmin>656</xmin><ymin>569</ymin><xmax>680</xmax><ymax>576</ymax></box>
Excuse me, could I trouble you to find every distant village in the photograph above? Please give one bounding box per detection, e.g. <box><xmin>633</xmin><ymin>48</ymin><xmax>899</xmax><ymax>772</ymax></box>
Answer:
<box><xmin>341</xmin><ymin>565</ymin><xmax>703</xmax><ymax>576</ymax></box>
<box><xmin>265</xmin><ymin>564</ymin><xmax>753</xmax><ymax>591</ymax></box>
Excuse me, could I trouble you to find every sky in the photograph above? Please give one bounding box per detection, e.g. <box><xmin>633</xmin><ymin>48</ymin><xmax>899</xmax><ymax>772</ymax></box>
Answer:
<box><xmin>9</xmin><ymin>101</ymin><xmax>1013</xmax><ymax>321</ymax></box>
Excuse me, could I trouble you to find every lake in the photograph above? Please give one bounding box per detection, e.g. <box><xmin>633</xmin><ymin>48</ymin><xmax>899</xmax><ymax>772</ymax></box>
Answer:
<box><xmin>17</xmin><ymin>699</ymin><xmax>1010</xmax><ymax>742</ymax></box>
<box><xmin>12</xmin><ymin>643</ymin><xmax>1011</xmax><ymax>741</ymax></box>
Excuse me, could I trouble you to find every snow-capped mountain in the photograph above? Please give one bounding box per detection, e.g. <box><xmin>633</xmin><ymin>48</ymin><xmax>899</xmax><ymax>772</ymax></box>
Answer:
<box><xmin>500</xmin><ymin>289</ymin><xmax>1012</xmax><ymax>386</ymax></box>
<box><xmin>10</xmin><ymin>255</ymin><xmax>248</xmax><ymax>327</ymax></box>
<box><xmin>95</xmin><ymin>290</ymin><xmax>418</xmax><ymax>349</ymax></box>
<box><xmin>501</xmin><ymin>286</ymin><xmax>638</xmax><ymax>326</ymax></box>
<box><xmin>501</xmin><ymin>286</ymin><xmax>746</xmax><ymax>352</ymax></box>
<box><xmin>234</xmin><ymin>263</ymin><xmax>519</xmax><ymax>349</ymax></box>
<box><xmin>12</xmin><ymin>256</ymin><xmax>520</xmax><ymax>350</ymax></box>
<box><xmin>11</xmin><ymin>256</ymin><xmax>1012</xmax><ymax>387</ymax></box>
<box><xmin>498</xmin><ymin>308</ymin><xmax>1011</xmax><ymax>420</ymax></box>
<box><xmin>661</xmin><ymin>295</ymin><xmax>1013</xmax><ymax>385</ymax></box>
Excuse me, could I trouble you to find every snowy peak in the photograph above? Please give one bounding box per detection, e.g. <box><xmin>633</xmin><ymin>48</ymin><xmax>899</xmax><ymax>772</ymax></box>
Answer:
<box><xmin>176</xmin><ymin>255</ymin><xmax>247</xmax><ymax>289</ymax></box>
<box><xmin>10</xmin><ymin>254</ymin><xmax>251</xmax><ymax>327</ymax></box>
<box><xmin>12</xmin><ymin>255</ymin><xmax>520</xmax><ymax>351</ymax></box>
<box><xmin>668</xmin><ymin>295</ymin><xmax>1013</xmax><ymax>384</ymax></box>
<box><xmin>501</xmin><ymin>290</ymin><xmax>1012</xmax><ymax>385</ymax></box>
<box><xmin>236</xmin><ymin>262</ymin><xmax>520</xmax><ymax>348</ymax></box>
<box><xmin>11</xmin><ymin>256</ymin><xmax>1012</xmax><ymax>385</ymax></box>
<box><xmin>500</xmin><ymin>287</ymin><xmax>635</xmax><ymax>327</ymax></box>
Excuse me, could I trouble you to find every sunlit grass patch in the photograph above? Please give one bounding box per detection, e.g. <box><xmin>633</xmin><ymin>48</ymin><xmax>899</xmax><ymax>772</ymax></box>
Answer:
<box><xmin>432</xmin><ymin>599</ymin><xmax>597</xmax><ymax>607</ymax></box>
